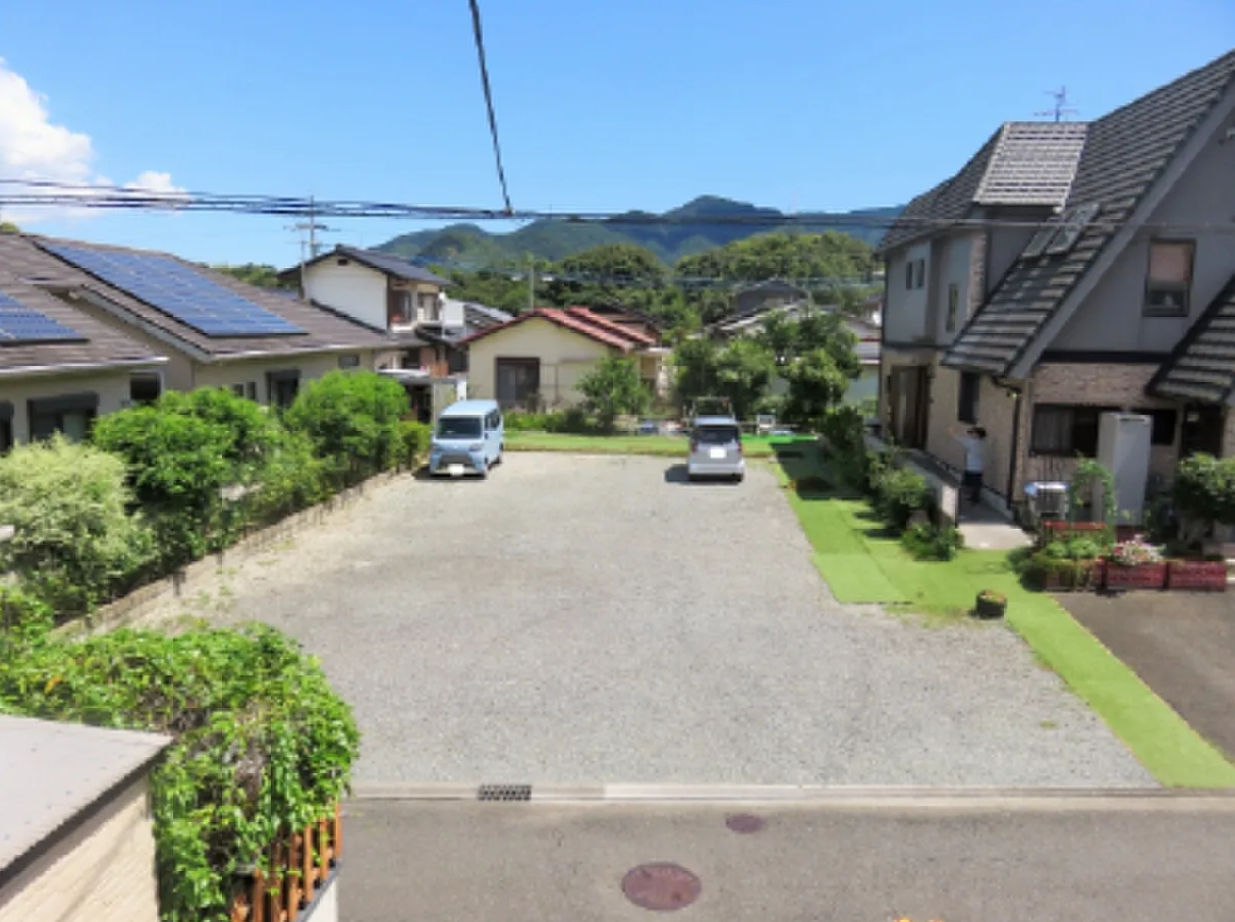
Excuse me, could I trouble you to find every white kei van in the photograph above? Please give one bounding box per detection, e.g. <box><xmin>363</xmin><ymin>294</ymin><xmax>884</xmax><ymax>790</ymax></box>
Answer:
<box><xmin>428</xmin><ymin>399</ymin><xmax>504</xmax><ymax>478</ymax></box>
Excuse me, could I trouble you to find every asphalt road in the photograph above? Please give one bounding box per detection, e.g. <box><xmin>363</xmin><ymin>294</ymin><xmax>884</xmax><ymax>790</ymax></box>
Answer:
<box><xmin>145</xmin><ymin>452</ymin><xmax>1150</xmax><ymax>786</ymax></box>
<box><xmin>341</xmin><ymin>795</ymin><xmax>1235</xmax><ymax>922</ymax></box>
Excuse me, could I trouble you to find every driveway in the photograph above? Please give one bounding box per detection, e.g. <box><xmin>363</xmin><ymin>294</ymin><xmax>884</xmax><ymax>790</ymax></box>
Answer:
<box><xmin>1059</xmin><ymin>591</ymin><xmax>1235</xmax><ymax>761</ymax></box>
<box><xmin>148</xmin><ymin>453</ymin><xmax>1151</xmax><ymax>786</ymax></box>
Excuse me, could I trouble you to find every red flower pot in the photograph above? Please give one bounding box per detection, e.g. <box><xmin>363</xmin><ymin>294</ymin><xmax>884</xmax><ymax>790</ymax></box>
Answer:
<box><xmin>1166</xmin><ymin>560</ymin><xmax>1228</xmax><ymax>592</ymax></box>
<box><xmin>1104</xmin><ymin>561</ymin><xmax>1166</xmax><ymax>591</ymax></box>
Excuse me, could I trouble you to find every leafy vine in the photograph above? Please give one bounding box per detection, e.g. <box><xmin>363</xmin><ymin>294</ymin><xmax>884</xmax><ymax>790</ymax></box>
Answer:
<box><xmin>1069</xmin><ymin>458</ymin><xmax>1117</xmax><ymax>528</ymax></box>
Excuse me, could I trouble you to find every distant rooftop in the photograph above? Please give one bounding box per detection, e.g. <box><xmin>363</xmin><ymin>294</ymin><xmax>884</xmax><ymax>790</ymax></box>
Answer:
<box><xmin>0</xmin><ymin>714</ymin><xmax>171</xmax><ymax>873</ymax></box>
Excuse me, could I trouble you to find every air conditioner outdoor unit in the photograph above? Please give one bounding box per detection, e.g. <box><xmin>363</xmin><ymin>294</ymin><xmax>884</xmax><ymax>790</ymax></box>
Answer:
<box><xmin>1024</xmin><ymin>481</ymin><xmax>1070</xmax><ymax>526</ymax></box>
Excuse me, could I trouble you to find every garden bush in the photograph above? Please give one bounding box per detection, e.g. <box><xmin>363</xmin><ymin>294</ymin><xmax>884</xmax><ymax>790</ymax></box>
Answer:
<box><xmin>1174</xmin><ymin>453</ymin><xmax>1235</xmax><ymax>543</ymax></box>
<box><xmin>93</xmin><ymin>405</ymin><xmax>235</xmax><ymax>568</ymax></box>
<box><xmin>819</xmin><ymin>404</ymin><xmax>866</xmax><ymax>457</ymax></box>
<box><xmin>543</xmin><ymin>406</ymin><xmax>600</xmax><ymax>434</ymax></box>
<box><xmin>399</xmin><ymin>419</ymin><xmax>432</xmax><ymax>467</ymax></box>
<box><xmin>0</xmin><ymin>623</ymin><xmax>359</xmax><ymax>922</ymax></box>
<box><xmin>900</xmin><ymin>521</ymin><xmax>964</xmax><ymax>561</ymax></box>
<box><xmin>283</xmin><ymin>371</ymin><xmax>410</xmax><ymax>488</ymax></box>
<box><xmin>576</xmin><ymin>355</ymin><xmax>650</xmax><ymax>433</ymax></box>
<box><xmin>873</xmin><ymin>466</ymin><xmax>931</xmax><ymax>532</ymax></box>
<box><xmin>0</xmin><ymin>436</ymin><xmax>153</xmax><ymax>613</ymax></box>
<box><xmin>503</xmin><ymin>410</ymin><xmax>550</xmax><ymax>431</ymax></box>
<box><xmin>245</xmin><ymin>428</ymin><xmax>330</xmax><ymax>524</ymax></box>
<box><xmin>0</xmin><ymin>584</ymin><xmax>55</xmax><ymax>653</ymax></box>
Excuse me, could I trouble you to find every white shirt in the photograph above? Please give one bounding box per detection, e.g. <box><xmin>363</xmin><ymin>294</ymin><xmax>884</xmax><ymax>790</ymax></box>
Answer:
<box><xmin>956</xmin><ymin>436</ymin><xmax>984</xmax><ymax>474</ymax></box>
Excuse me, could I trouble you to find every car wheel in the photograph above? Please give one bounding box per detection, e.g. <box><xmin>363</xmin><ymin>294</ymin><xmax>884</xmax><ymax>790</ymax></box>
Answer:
<box><xmin>734</xmin><ymin>473</ymin><xmax>744</xmax><ymax>484</ymax></box>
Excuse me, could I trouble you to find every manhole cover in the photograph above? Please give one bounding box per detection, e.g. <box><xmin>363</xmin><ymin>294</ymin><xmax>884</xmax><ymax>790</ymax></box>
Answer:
<box><xmin>621</xmin><ymin>863</ymin><xmax>701</xmax><ymax>911</ymax></box>
<box><xmin>725</xmin><ymin>813</ymin><xmax>765</xmax><ymax>834</ymax></box>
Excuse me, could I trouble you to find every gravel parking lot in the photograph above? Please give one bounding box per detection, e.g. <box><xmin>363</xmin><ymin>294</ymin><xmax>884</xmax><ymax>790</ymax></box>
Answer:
<box><xmin>146</xmin><ymin>453</ymin><xmax>1153</xmax><ymax>786</ymax></box>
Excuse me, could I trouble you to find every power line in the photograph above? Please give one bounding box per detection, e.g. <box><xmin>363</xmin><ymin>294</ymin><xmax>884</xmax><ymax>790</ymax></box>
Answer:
<box><xmin>468</xmin><ymin>0</ymin><xmax>513</xmax><ymax>214</ymax></box>
<box><xmin>4</xmin><ymin>177</ymin><xmax>1235</xmax><ymax>237</ymax></box>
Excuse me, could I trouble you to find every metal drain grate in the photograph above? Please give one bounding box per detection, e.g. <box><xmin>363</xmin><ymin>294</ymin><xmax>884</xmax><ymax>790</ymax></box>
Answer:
<box><xmin>477</xmin><ymin>784</ymin><xmax>533</xmax><ymax>802</ymax></box>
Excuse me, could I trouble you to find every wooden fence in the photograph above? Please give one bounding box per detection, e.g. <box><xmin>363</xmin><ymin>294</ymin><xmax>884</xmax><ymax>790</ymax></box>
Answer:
<box><xmin>230</xmin><ymin>804</ymin><xmax>342</xmax><ymax>922</ymax></box>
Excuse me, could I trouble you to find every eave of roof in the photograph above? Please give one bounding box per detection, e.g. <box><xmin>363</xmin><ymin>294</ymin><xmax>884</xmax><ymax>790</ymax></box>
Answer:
<box><xmin>459</xmin><ymin>308</ymin><xmax>642</xmax><ymax>351</ymax></box>
<box><xmin>1147</xmin><ymin>272</ymin><xmax>1235</xmax><ymax>404</ymax></box>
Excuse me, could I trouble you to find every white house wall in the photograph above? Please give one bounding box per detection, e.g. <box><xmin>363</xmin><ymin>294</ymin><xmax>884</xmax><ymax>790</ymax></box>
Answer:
<box><xmin>0</xmin><ymin>369</ymin><xmax>133</xmax><ymax>446</ymax></box>
<box><xmin>195</xmin><ymin>351</ymin><xmax>375</xmax><ymax>403</ymax></box>
<box><xmin>303</xmin><ymin>260</ymin><xmax>389</xmax><ymax>330</ymax></box>
<box><xmin>466</xmin><ymin>318</ymin><xmax>613</xmax><ymax>407</ymax></box>
<box><xmin>884</xmin><ymin>242</ymin><xmax>931</xmax><ymax>342</ymax></box>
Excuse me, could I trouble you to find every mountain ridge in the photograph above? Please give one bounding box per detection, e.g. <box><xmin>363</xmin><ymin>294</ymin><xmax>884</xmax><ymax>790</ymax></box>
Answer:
<box><xmin>375</xmin><ymin>196</ymin><xmax>902</xmax><ymax>267</ymax></box>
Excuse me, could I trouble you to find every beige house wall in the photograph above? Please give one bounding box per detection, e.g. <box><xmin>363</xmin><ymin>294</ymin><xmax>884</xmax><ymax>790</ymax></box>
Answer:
<box><xmin>466</xmin><ymin>318</ymin><xmax>614</xmax><ymax>408</ymax></box>
<box><xmin>0</xmin><ymin>777</ymin><xmax>160</xmax><ymax>922</ymax></box>
<box><xmin>0</xmin><ymin>368</ymin><xmax>140</xmax><ymax>446</ymax></box>
<box><xmin>194</xmin><ymin>351</ymin><xmax>374</xmax><ymax>404</ymax></box>
<box><xmin>61</xmin><ymin>298</ymin><xmax>196</xmax><ymax>391</ymax></box>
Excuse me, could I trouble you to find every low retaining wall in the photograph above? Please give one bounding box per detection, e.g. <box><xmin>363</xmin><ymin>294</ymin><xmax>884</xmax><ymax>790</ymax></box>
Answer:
<box><xmin>60</xmin><ymin>468</ymin><xmax>409</xmax><ymax>636</ymax></box>
<box><xmin>862</xmin><ymin>434</ymin><xmax>961</xmax><ymax>525</ymax></box>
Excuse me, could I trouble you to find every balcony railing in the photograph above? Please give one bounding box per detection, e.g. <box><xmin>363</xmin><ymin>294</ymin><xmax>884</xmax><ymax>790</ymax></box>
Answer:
<box><xmin>229</xmin><ymin>804</ymin><xmax>342</xmax><ymax>922</ymax></box>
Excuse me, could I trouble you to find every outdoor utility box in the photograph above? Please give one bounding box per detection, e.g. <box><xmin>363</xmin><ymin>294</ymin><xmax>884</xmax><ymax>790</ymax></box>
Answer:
<box><xmin>1096</xmin><ymin>412</ymin><xmax>1152</xmax><ymax>526</ymax></box>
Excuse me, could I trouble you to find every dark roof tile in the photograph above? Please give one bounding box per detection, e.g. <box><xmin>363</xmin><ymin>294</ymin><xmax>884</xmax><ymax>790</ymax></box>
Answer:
<box><xmin>1148</xmin><ymin>273</ymin><xmax>1235</xmax><ymax>403</ymax></box>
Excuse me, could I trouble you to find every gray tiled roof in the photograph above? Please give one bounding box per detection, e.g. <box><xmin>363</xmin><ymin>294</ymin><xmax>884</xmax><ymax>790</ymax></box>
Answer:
<box><xmin>944</xmin><ymin>50</ymin><xmax>1235</xmax><ymax>376</ymax></box>
<box><xmin>312</xmin><ymin>246</ymin><xmax>451</xmax><ymax>286</ymax></box>
<box><xmin>0</xmin><ymin>714</ymin><xmax>171</xmax><ymax>873</ymax></box>
<box><xmin>1148</xmin><ymin>273</ymin><xmax>1235</xmax><ymax>403</ymax></box>
<box><xmin>0</xmin><ymin>269</ymin><xmax>163</xmax><ymax>374</ymax></box>
<box><xmin>3</xmin><ymin>234</ymin><xmax>390</xmax><ymax>360</ymax></box>
<box><xmin>973</xmin><ymin>122</ymin><xmax>1089</xmax><ymax>206</ymax></box>
<box><xmin>877</xmin><ymin>123</ymin><xmax>1085</xmax><ymax>254</ymax></box>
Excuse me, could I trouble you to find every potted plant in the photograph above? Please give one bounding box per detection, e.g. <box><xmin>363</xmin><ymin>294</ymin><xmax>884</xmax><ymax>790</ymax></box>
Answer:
<box><xmin>974</xmin><ymin>589</ymin><xmax>1007</xmax><ymax>619</ymax></box>
<box><xmin>1104</xmin><ymin>535</ymin><xmax>1167</xmax><ymax>590</ymax></box>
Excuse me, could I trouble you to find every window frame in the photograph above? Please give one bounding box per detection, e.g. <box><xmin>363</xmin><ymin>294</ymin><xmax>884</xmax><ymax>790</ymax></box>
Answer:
<box><xmin>129</xmin><ymin>371</ymin><xmax>163</xmax><ymax>405</ymax></box>
<box><xmin>338</xmin><ymin>354</ymin><xmax>361</xmax><ymax>370</ymax></box>
<box><xmin>904</xmin><ymin>261</ymin><xmax>914</xmax><ymax>290</ymax></box>
<box><xmin>27</xmin><ymin>392</ymin><xmax>99</xmax><ymax>443</ymax></box>
<box><xmin>945</xmin><ymin>283</ymin><xmax>960</xmax><ymax>332</ymax></box>
<box><xmin>0</xmin><ymin>401</ymin><xmax>12</xmax><ymax>454</ymax></box>
<box><xmin>1029</xmin><ymin>404</ymin><xmax>1119</xmax><ymax>457</ymax></box>
<box><xmin>265</xmin><ymin>369</ymin><xmax>301</xmax><ymax>410</ymax></box>
<box><xmin>1143</xmin><ymin>239</ymin><xmax>1194</xmax><ymax>317</ymax></box>
<box><xmin>913</xmin><ymin>259</ymin><xmax>926</xmax><ymax>289</ymax></box>
<box><xmin>957</xmin><ymin>371</ymin><xmax>979</xmax><ymax>424</ymax></box>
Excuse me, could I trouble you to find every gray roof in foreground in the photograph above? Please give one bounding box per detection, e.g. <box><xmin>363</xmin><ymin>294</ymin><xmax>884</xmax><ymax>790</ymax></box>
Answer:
<box><xmin>0</xmin><ymin>714</ymin><xmax>171</xmax><ymax>873</ymax></box>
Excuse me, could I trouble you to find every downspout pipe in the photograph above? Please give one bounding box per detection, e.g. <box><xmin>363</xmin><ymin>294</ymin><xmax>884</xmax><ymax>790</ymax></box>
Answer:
<box><xmin>995</xmin><ymin>375</ymin><xmax>1024</xmax><ymax>519</ymax></box>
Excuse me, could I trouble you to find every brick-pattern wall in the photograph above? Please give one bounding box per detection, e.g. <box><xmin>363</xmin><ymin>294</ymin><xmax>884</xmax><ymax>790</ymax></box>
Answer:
<box><xmin>967</xmin><ymin>231</ymin><xmax>987</xmax><ymax>313</ymax></box>
<box><xmin>1224</xmin><ymin>406</ymin><xmax>1235</xmax><ymax>458</ymax></box>
<box><xmin>1022</xmin><ymin>363</ymin><xmax>1181</xmax><ymax>490</ymax></box>
<box><xmin>0</xmin><ymin>777</ymin><xmax>160</xmax><ymax>922</ymax></box>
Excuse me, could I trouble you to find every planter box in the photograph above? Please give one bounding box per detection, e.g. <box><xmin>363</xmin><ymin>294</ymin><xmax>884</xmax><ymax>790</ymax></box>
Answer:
<box><xmin>1166</xmin><ymin>560</ymin><xmax>1228</xmax><ymax>592</ymax></box>
<box><xmin>1042</xmin><ymin>560</ymin><xmax>1105</xmax><ymax>592</ymax></box>
<box><xmin>1104</xmin><ymin>561</ymin><xmax>1167</xmax><ymax>591</ymax></box>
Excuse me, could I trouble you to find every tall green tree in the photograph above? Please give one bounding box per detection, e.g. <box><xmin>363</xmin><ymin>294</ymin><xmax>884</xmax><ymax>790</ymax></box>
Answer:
<box><xmin>712</xmin><ymin>337</ymin><xmax>776</xmax><ymax>421</ymax></box>
<box><xmin>577</xmin><ymin>354</ymin><xmax>650</xmax><ymax>432</ymax></box>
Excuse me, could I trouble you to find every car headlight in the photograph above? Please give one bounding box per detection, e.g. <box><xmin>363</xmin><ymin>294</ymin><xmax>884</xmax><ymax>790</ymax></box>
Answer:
<box><xmin>468</xmin><ymin>442</ymin><xmax>483</xmax><ymax>452</ymax></box>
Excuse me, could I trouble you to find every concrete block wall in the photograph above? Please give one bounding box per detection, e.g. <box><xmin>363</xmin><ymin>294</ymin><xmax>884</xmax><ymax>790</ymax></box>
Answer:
<box><xmin>0</xmin><ymin>778</ymin><xmax>160</xmax><ymax>922</ymax></box>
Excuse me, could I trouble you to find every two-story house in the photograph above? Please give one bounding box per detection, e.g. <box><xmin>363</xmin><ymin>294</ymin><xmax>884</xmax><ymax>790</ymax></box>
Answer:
<box><xmin>877</xmin><ymin>48</ymin><xmax>1235</xmax><ymax>521</ymax></box>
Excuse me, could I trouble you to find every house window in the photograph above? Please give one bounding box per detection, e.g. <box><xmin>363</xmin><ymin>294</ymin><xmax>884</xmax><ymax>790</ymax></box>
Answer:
<box><xmin>1133</xmin><ymin>407</ymin><xmax>1178</xmax><ymax>446</ymax></box>
<box><xmin>28</xmin><ymin>393</ymin><xmax>98</xmax><ymax>443</ymax></box>
<box><xmin>129</xmin><ymin>372</ymin><xmax>162</xmax><ymax>405</ymax></box>
<box><xmin>417</xmin><ymin>292</ymin><xmax>438</xmax><ymax>322</ymax></box>
<box><xmin>914</xmin><ymin>259</ymin><xmax>926</xmax><ymax>289</ymax></box>
<box><xmin>494</xmin><ymin>357</ymin><xmax>540</xmax><ymax>409</ymax></box>
<box><xmin>1030</xmin><ymin>404</ymin><xmax>1118</xmax><ymax>457</ymax></box>
<box><xmin>0</xmin><ymin>402</ymin><xmax>12</xmax><ymax>454</ymax></box>
<box><xmin>946</xmin><ymin>283</ymin><xmax>960</xmax><ymax>332</ymax></box>
<box><xmin>1144</xmin><ymin>240</ymin><xmax>1194</xmax><ymax>316</ymax></box>
<box><xmin>388</xmin><ymin>290</ymin><xmax>412</xmax><ymax>326</ymax></box>
<box><xmin>266</xmin><ymin>370</ymin><xmax>300</xmax><ymax>409</ymax></box>
<box><xmin>905</xmin><ymin>261</ymin><xmax>914</xmax><ymax>290</ymax></box>
<box><xmin>957</xmin><ymin>371</ymin><xmax>979</xmax><ymax>424</ymax></box>
<box><xmin>338</xmin><ymin>354</ymin><xmax>361</xmax><ymax>369</ymax></box>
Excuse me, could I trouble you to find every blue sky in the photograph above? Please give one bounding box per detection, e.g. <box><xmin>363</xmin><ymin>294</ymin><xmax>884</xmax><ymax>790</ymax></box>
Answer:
<box><xmin>0</xmin><ymin>0</ymin><xmax>1231</xmax><ymax>268</ymax></box>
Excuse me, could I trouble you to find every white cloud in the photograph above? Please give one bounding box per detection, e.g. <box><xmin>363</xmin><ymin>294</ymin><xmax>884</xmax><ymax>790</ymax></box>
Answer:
<box><xmin>0</xmin><ymin>59</ymin><xmax>185</xmax><ymax>223</ymax></box>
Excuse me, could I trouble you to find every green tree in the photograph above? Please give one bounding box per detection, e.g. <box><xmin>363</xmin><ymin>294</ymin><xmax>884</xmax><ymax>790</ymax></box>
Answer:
<box><xmin>712</xmin><ymin>337</ymin><xmax>775</xmax><ymax>421</ymax></box>
<box><xmin>760</xmin><ymin>308</ymin><xmax>861</xmax><ymax>378</ymax></box>
<box><xmin>209</xmin><ymin>263</ymin><xmax>284</xmax><ymax>288</ymax></box>
<box><xmin>672</xmin><ymin>337</ymin><xmax>720</xmax><ymax>411</ymax></box>
<box><xmin>0</xmin><ymin>220</ymin><xmax>19</xmax><ymax>234</ymax></box>
<box><xmin>0</xmin><ymin>436</ymin><xmax>153</xmax><ymax>613</ymax></box>
<box><xmin>283</xmin><ymin>371</ymin><xmax>410</xmax><ymax>487</ymax></box>
<box><xmin>781</xmin><ymin>349</ymin><xmax>852</xmax><ymax>430</ymax></box>
<box><xmin>576</xmin><ymin>354</ymin><xmax>650</xmax><ymax>432</ymax></box>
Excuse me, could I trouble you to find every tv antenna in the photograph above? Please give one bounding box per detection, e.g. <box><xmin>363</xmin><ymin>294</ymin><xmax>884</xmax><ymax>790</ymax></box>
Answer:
<box><xmin>1036</xmin><ymin>87</ymin><xmax>1079</xmax><ymax>122</ymax></box>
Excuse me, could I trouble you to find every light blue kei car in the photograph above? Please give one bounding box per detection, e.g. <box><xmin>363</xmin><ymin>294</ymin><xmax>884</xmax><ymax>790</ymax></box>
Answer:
<box><xmin>428</xmin><ymin>399</ymin><xmax>504</xmax><ymax>478</ymax></box>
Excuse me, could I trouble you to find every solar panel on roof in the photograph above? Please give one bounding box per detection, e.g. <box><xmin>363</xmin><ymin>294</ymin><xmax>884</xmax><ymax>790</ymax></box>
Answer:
<box><xmin>0</xmin><ymin>292</ymin><xmax>86</xmax><ymax>345</ymax></box>
<box><xmin>1044</xmin><ymin>202</ymin><xmax>1100</xmax><ymax>256</ymax></box>
<box><xmin>40</xmin><ymin>243</ymin><xmax>305</xmax><ymax>338</ymax></box>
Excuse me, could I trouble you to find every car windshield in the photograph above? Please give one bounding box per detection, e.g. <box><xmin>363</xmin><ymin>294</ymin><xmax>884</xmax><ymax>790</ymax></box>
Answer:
<box><xmin>696</xmin><ymin>425</ymin><xmax>739</xmax><ymax>445</ymax></box>
<box><xmin>437</xmin><ymin>417</ymin><xmax>482</xmax><ymax>439</ymax></box>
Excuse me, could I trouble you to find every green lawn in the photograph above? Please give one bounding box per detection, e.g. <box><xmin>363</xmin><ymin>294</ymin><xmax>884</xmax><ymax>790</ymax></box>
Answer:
<box><xmin>505</xmin><ymin>429</ymin><xmax>790</xmax><ymax>459</ymax></box>
<box><xmin>770</xmin><ymin>441</ymin><xmax>1235</xmax><ymax>789</ymax></box>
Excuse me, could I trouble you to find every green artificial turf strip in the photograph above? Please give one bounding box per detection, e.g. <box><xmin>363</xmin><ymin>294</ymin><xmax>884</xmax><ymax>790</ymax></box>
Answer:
<box><xmin>812</xmin><ymin>553</ymin><xmax>905</xmax><ymax>603</ymax></box>
<box><xmin>505</xmin><ymin>430</ymin><xmax>790</xmax><ymax>458</ymax></box>
<box><xmin>774</xmin><ymin>448</ymin><xmax>1235</xmax><ymax>788</ymax></box>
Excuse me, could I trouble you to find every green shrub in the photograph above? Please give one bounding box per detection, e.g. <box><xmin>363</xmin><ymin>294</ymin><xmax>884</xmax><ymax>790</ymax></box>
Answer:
<box><xmin>1174</xmin><ymin>453</ymin><xmax>1235</xmax><ymax>533</ymax></box>
<box><xmin>284</xmin><ymin>371</ymin><xmax>409</xmax><ymax>487</ymax></box>
<box><xmin>399</xmin><ymin>419</ymin><xmax>432</xmax><ymax>467</ymax></box>
<box><xmin>0</xmin><ymin>624</ymin><xmax>359</xmax><ymax>922</ymax></box>
<box><xmin>900</xmin><ymin>521</ymin><xmax>965</xmax><ymax>561</ymax></box>
<box><xmin>503</xmin><ymin>410</ymin><xmax>550</xmax><ymax>431</ymax></box>
<box><xmin>0</xmin><ymin>584</ymin><xmax>54</xmax><ymax>652</ymax></box>
<box><xmin>576</xmin><ymin>355</ymin><xmax>650</xmax><ymax>433</ymax></box>
<box><xmin>544</xmin><ymin>406</ymin><xmax>599</xmax><ymax>434</ymax></box>
<box><xmin>246</xmin><ymin>428</ymin><xmax>330</xmax><ymax>524</ymax></box>
<box><xmin>93</xmin><ymin>405</ymin><xmax>235</xmax><ymax>568</ymax></box>
<box><xmin>873</xmin><ymin>466</ymin><xmax>931</xmax><ymax>532</ymax></box>
<box><xmin>157</xmin><ymin>388</ymin><xmax>285</xmax><ymax>479</ymax></box>
<box><xmin>0</xmin><ymin>437</ymin><xmax>153</xmax><ymax>613</ymax></box>
<box><xmin>819</xmin><ymin>404</ymin><xmax>866</xmax><ymax>456</ymax></box>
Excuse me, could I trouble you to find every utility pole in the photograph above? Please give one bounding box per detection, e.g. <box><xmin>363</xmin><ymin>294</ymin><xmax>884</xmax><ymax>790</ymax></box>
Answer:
<box><xmin>1036</xmin><ymin>87</ymin><xmax>1079</xmax><ymax>122</ymax></box>
<box><xmin>285</xmin><ymin>196</ymin><xmax>337</xmax><ymax>298</ymax></box>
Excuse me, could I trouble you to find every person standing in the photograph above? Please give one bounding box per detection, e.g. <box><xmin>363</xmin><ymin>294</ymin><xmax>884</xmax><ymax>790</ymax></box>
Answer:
<box><xmin>950</xmin><ymin>423</ymin><xmax>987</xmax><ymax>516</ymax></box>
